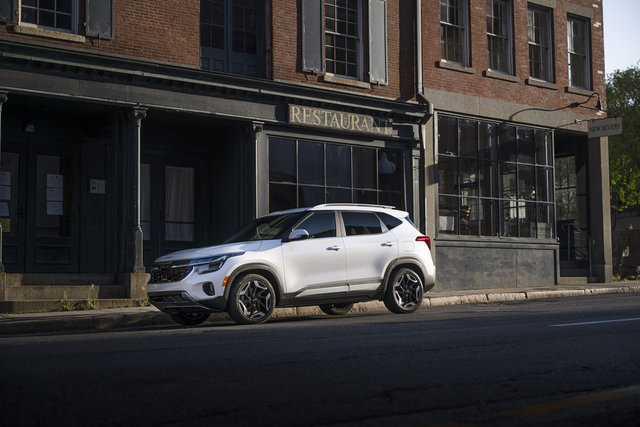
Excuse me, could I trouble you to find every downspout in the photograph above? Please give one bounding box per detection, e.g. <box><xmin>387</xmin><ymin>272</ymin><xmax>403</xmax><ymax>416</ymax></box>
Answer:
<box><xmin>416</xmin><ymin>0</ymin><xmax>432</xmax><ymax>235</ymax></box>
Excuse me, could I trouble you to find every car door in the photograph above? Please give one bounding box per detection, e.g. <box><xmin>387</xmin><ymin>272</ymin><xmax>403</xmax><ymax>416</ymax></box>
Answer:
<box><xmin>281</xmin><ymin>211</ymin><xmax>347</xmax><ymax>299</ymax></box>
<box><xmin>341</xmin><ymin>211</ymin><xmax>398</xmax><ymax>294</ymax></box>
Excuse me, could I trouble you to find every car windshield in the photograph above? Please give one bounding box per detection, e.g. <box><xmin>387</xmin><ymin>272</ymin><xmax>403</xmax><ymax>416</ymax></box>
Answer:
<box><xmin>224</xmin><ymin>212</ymin><xmax>306</xmax><ymax>243</ymax></box>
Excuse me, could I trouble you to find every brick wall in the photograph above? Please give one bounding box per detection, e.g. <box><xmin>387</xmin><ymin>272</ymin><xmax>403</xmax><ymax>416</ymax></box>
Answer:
<box><xmin>422</xmin><ymin>0</ymin><xmax>606</xmax><ymax>117</ymax></box>
<box><xmin>0</xmin><ymin>0</ymin><xmax>200</xmax><ymax>66</ymax></box>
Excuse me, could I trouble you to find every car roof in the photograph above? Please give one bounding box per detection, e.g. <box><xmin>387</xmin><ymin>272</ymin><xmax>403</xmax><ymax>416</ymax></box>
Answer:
<box><xmin>268</xmin><ymin>204</ymin><xmax>408</xmax><ymax>218</ymax></box>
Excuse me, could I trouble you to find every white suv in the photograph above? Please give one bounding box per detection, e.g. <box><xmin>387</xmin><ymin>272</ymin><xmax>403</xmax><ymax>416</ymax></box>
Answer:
<box><xmin>147</xmin><ymin>204</ymin><xmax>435</xmax><ymax>325</ymax></box>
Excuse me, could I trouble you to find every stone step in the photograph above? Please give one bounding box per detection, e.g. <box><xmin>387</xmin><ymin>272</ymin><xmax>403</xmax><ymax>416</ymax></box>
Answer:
<box><xmin>6</xmin><ymin>285</ymin><xmax>127</xmax><ymax>300</ymax></box>
<box><xmin>6</xmin><ymin>274</ymin><xmax>117</xmax><ymax>287</ymax></box>
<box><xmin>0</xmin><ymin>299</ymin><xmax>148</xmax><ymax>314</ymax></box>
<box><xmin>558</xmin><ymin>276</ymin><xmax>589</xmax><ymax>286</ymax></box>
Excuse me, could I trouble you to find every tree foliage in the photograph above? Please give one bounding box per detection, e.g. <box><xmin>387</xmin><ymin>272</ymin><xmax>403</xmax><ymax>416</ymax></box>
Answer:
<box><xmin>606</xmin><ymin>63</ymin><xmax>640</xmax><ymax>212</ymax></box>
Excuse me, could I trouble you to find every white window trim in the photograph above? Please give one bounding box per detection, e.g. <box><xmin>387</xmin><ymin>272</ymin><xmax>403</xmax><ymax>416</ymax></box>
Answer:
<box><xmin>440</xmin><ymin>0</ymin><xmax>470</xmax><ymax>66</ymax></box>
<box><xmin>567</xmin><ymin>14</ymin><xmax>591</xmax><ymax>90</ymax></box>
<box><xmin>528</xmin><ymin>5</ymin><xmax>554</xmax><ymax>82</ymax></box>
<box><xmin>18</xmin><ymin>0</ymin><xmax>79</xmax><ymax>35</ymax></box>
<box><xmin>323</xmin><ymin>0</ymin><xmax>364</xmax><ymax>81</ymax></box>
<box><xmin>486</xmin><ymin>0</ymin><xmax>514</xmax><ymax>75</ymax></box>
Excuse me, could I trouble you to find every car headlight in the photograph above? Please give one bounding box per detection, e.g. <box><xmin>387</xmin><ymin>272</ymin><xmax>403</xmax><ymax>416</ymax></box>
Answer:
<box><xmin>188</xmin><ymin>252</ymin><xmax>244</xmax><ymax>275</ymax></box>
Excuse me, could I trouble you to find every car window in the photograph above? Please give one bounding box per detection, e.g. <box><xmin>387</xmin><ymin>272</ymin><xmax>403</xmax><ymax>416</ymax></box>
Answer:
<box><xmin>342</xmin><ymin>211</ymin><xmax>383</xmax><ymax>236</ymax></box>
<box><xmin>224</xmin><ymin>212</ymin><xmax>305</xmax><ymax>243</ymax></box>
<box><xmin>294</xmin><ymin>211</ymin><xmax>337</xmax><ymax>239</ymax></box>
<box><xmin>376</xmin><ymin>212</ymin><xmax>402</xmax><ymax>230</ymax></box>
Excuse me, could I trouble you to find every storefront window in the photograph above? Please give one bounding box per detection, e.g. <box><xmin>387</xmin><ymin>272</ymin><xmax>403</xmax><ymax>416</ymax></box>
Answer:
<box><xmin>268</xmin><ymin>137</ymin><xmax>405</xmax><ymax>212</ymax></box>
<box><xmin>437</xmin><ymin>115</ymin><xmax>554</xmax><ymax>239</ymax></box>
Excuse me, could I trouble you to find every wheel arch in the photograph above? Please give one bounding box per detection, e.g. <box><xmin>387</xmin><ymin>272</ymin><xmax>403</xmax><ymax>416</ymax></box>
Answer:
<box><xmin>382</xmin><ymin>258</ymin><xmax>430</xmax><ymax>294</ymax></box>
<box><xmin>223</xmin><ymin>263</ymin><xmax>284</xmax><ymax>307</ymax></box>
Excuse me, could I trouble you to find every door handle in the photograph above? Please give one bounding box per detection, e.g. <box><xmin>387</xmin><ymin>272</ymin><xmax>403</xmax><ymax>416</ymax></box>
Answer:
<box><xmin>381</xmin><ymin>242</ymin><xmax>394</xmax><ymax>247</ymax></box>
<box><xmin>326</xmin><ymin>246</ymin><xmax>342</xmax><ymax>251</ymax></box>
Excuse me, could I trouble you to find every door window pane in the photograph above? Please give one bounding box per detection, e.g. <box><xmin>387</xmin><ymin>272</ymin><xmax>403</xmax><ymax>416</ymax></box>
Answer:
<box><xmin>36</xmin><ymin>155</ymin><xmax>70</xmax><ymax>238</ymax></box>
<box><xmin>0</xmin><ymin>153</ymin><xmax>19</xmax><ymax>237</ymax></box>
<box><xmin>165</xmin><ymin>166</ymin><xmax>194</xmax><ymax>242</ymax></box>
<box><xmin>294</xmin><ymin>211</ymin><xmax>336</xmax><ymax>239</ymax></box>
<box><xmin>342</xmin><ymin>211</ymin><xmax>383</xmax><ymax>236</ymax></box>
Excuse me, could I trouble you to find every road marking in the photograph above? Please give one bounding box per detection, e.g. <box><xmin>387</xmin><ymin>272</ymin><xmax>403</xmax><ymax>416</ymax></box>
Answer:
<box><xmin>428</xmin><ymin>385</ymin><xmax>640</xmax><ymax>427</ymax></box>
<box><xmin>550</xmin><ymin>317</ymin><xmax>640</xmax><ymax>327</ymax></box>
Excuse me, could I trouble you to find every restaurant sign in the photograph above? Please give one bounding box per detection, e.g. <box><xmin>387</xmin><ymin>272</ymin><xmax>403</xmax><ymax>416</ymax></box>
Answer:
<box><xmin>288</xmin><ymin>104</ymin><xmax>394</xmax><ymax>136</ymax></box>
<box><xmin>588</xmin><ymin>117</ymin><xmax>623</xmax><ymax>138</ymax></box>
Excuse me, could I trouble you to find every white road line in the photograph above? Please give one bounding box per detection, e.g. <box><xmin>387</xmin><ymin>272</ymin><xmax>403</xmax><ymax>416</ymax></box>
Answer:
<box><xmin>551</xmin><ymin>317</ymin><xmax>640</xmax><ymax>327</ymax></box>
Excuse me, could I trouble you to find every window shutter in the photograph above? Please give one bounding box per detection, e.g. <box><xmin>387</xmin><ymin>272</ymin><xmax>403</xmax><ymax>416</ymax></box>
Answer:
<box><xmin>301</xmin><ymin>0</ymin><xmax>323</xmax><ymax>73</ymax></box>
<box><xmin>368</xmin><ymin>0</ymin><xmax>388</xmax><ymax>84</ymax></box>
<box><xmin>86</xmin><ymin>0</ymin><xmax>114</xmax><ymax>39</ymax></box>
<box><xmin>0</xmin><ymin>0</ymin><xmax>13</xmax><ymax>22</ymax></box>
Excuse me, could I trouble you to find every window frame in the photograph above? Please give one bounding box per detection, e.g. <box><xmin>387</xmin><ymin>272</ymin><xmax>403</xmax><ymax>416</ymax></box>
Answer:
<box><xmin>486</xmin><ymin>0</ymin><xmax>514</xmax><ymax>75</ymax></box>
<box><xmin>567</xmin><ymin>14</ymin><xmax>591</xmax><ymax>90</ymax></box>
<box><xmin>528</xmin><ymin>4</ymin><xmax>554</xmax><ymax>82</ymax></box>
<box><xmin>323</xmin><ymin>0</ymin><xmax>364</xmax><ymax>81</ymax></box>
<box><xmin>440</xmin><ymin>0</ymin><xmax>470</xmax><ymax>66</ymax></box>
<box><xmin>19</xmin><ymin>0</ymin><xmax>79</xmax><ymax>34</ymax></box>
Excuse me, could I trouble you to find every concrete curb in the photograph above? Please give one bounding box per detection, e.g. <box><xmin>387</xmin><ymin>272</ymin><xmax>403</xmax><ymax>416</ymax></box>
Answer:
<box><xmin>1</xmin><ymin>283</ymin><xmax>639</xmax><ymax>335</ymax></box>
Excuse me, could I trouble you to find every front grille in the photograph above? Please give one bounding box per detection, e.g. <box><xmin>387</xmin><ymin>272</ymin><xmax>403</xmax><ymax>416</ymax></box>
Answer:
<box><xmin>148</xmin><ymin>292</ymin><xmax>191</xmax><ymax>304</ymax></box>
<box><xmin>149</xmin><ymin>261</ymin><xmax>193</xmax><ymax>284</ymax></box>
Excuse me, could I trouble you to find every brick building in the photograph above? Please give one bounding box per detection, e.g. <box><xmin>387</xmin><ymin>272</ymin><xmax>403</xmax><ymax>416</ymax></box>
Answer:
<box><xmin>0</xmin><ymin>0</ymin><xmax>611</xmax><ymax>310</ymax></box>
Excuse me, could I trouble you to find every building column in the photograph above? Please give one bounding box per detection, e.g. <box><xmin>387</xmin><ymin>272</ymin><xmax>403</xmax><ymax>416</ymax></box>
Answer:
<box><xmin>124</xmin><ymin>106</ymin><xmax>147</xmax><ymax>273</ymax></box>
<box><xmin>0</xmin><ymin>92</ymin><xmax>8</xmax><ymax>274</ymax></box>
<box><xmin>588</xmin><ymin>135</ymin><xmax>613</xmax><ymax>282</ymax></box>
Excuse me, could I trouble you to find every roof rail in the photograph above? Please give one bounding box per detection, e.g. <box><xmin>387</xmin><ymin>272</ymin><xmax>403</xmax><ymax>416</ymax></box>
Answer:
<box><xmin>315</xmin><ymin>203</ymin><xmax>396</xmax><ymax>210</ymax></box>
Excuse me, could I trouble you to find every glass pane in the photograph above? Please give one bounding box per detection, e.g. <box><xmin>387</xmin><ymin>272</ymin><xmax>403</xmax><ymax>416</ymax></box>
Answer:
<box><xmin>326</xmin><ymin>144</ymin><xmax>351</xmax><ymax>187</ymax></box>
<box><xmin>36</xmin><ymin>155</ymin><xmax>70</xmax><ymax>238</ymax></box>
<box><xmin>269</xmin><ymin>138</ymin><xmax>296</xmax><ymax>183</ymax></box>
<box><xmin>459</xmin><ymin>119</ymin><xmax>478</xmax><ymax>158</ymax></box>
<box><xmin>269</xmin><ymin>183</ymin><xmax>296</xmax><ymax>212</ymax></box>
<box><xmin>0</xmin><ymin>153</ymin><xmax>20</xmax><ymax>237</ymax></box>
<box><xmin>537</xmin><ymin>204</ymin><xmax>554</xmax><ymax>238</ymax></box>
<box><xmin>460</xmin><ymin>197</ymin><xmax>479</xmax><ymax>236</ymax></box>
<box><xmin>498</xmin><ymin>124</ymin><xmax>516</xmax><ymax>162</ymax></box>
<box><xmin>536</xmin><ymin>167</ymin><xmax>551</xmax><ymax>202</ymax></box>
<box><xmin>438</xmin><ymin>116</ymin><xmax>458</xmax><ymax>155</ymax></box>
<box><xmin>378</xmin><ymin>150</ymin><xmax>402</xmax><ymax>191</ymax></box>
<box><xmin>517</xmin><ymin>128</ymin><xmax>535</xmax><ymax>164</ymax></box>
<box><xmin>326</xmin><ymin>187</ymin><xmax>351</xmax><ymax>203</ymax></box>
<box><xmin>379</xmin><ymin>191</ymin><xmax>403</xmax><ymax>209</ymax></box>
<box><xmin>342</xmin><ymin>211</ymin><xmax>383</xmax><ymax>236</ymax></box>
<box><xmin>500</xmin><ymin>200</ymin><xmax>518</xmax><ymax>237</ymax></box>
<box><xmin>353</xmin><ymin>147</ymin><xmax>376</xmax><ymax>189</ymax></box>
<box><xmin>459</xmin><ymin>158</ymin><xmax>478</xmax><ymax>198</ymax></box>
<box><xmin>480</xmin><ymin>198</ymin><xmax>497</xmax><ymax>236</ymax></box>
<box><xmin>479</xmin><ymin>122</ymin><xmax>497</xmax><ymax>159</ymax></box>
<box><xmin>295</xmin><ymin>211</ymin><xmax>336</xmax><ymax>239</ymax></box>
<box><xmin>518</xmin><ymin>201</ymin><xmax>536</xmax><ymax>238</ymax></box>
<box><xmin>535</xmin><ymin>130</ymin><xmax>551</xmax><ymax>165</ymax></box>
<box><xmin>438</xmin><ymin>195</ymin><xmax>458</xmax><ymax>234</ymax></box>
<box><xmin>165</xmin><ymin>166</ymin><xmax>194</xmax><ymax>242</ymax></box>
<box><xmin>438</xmin><ymin>156</ymin><xmax>458</xmax><ymax>195</ymax></box>
<box><xmin>518</xmin><ymin>165</ymin><xmax>536</xmax><ymax>200</ymax></box>
<box><xmin>354</xmin><ymin>189</ymin><xmax>377</xmax><ymax>204</ymax></box>
<box><xmin>479</xmin><ymin>160</ymin><xmax>496</xmax><ymax>198</ymax></box>
<box><xmin>298</xmin><ymin>186</ymin><xmax>325</xmax><ymax>208</ymax></box>
<box><xmin>499</xmin><ymin>162</ymin><xmax>516</xmax><ymax>199</ymax></box>
<box><xmin>298</xmin><ymin>141</ymin><xmax>324</xmax><ymax>185</ymax></box>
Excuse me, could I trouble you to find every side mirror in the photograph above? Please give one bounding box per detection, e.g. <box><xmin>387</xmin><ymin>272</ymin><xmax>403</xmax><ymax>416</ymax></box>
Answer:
<box><xmin>287</xmin><ymin>229</ymin><xmax>310</xmax><ymax>242</ymax></box>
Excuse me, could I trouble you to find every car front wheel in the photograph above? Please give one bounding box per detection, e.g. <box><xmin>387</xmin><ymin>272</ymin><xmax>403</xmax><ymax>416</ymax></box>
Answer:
<box><xmin>383</xmin><ymin>267</ymin><xmax>424</xmax><ymax>314</ymax></box>
<box><xmin>228</xmin><ymin>274</ymin><xmax>276</xmax><ymax>325</ymax></box>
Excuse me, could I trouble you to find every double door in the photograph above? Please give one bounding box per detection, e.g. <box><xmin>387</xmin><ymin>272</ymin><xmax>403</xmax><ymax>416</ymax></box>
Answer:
<box><xmin>1</xmin><ymin>143</ymin><xmax>79</xmax><ymax>273</ymax></box>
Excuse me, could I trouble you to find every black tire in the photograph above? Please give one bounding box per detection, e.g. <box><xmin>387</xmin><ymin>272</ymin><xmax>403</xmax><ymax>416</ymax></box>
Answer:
<box><xmin>383</xmin><ymin>267</ymin><xmax>424</xmax><ymax>314</ymax></box>
<box><xmin>228</xmin><ymin>273</ymin><xmax>276</xmax><ymax>325</ymax></box>
<box><xmin>319</xmin><ymin>303</ymin><xmax>354</xmax><ymax>316</ymax></box>
<box><xmin>170</xmin><ymin>311</ymin><xmax>211</xmax><ymax>326</ymax></box>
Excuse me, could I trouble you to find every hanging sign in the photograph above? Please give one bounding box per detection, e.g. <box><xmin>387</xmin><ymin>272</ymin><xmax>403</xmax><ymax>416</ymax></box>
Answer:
<box><xmin>588</xmin><ymin>117</ymin><xmax>622</xmax><ymax>138</ymax></box>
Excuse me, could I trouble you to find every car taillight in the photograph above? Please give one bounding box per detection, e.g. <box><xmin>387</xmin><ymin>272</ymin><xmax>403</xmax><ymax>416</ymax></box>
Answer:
<box><xmin>416</xmin><ymin>236</ymin><xmax>431</xmax><ymax>250</ymax></box>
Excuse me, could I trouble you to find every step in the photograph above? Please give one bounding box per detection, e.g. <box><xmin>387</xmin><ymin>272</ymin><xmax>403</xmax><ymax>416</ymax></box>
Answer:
<box><xmin>6</xmin><ymin>274</ymin><xmax>118</xmax><ymax>287</ymax></box>
<box><xmin>0</xmin><ymin>299</ymin><xmax>149</xmax><ymax>314</ymax></box>
<box><xmin>6</xmin><ymin>285</ymin><xmax>127</xmax><ymax>300</ymax></box>
<box><xmin>558</xmin><ymin>276</ymin><xmax>589</xmax><ymax>286</ymax></box>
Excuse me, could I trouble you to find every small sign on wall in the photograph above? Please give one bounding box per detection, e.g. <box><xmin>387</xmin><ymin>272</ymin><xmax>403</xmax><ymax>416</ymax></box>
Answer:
<box><xmin>90</xmin><ymin>179</ymin><xmax>106</xmax><ymax>194</ymax></box>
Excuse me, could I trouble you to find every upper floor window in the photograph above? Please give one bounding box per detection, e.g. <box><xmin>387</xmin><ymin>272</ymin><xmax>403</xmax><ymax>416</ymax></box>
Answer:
<box><xmin>486</xmin><ymin>0</ymin><xmax>513</xmax><ymax>74</ymax></box>
<box><xmin>567</xmin><ymin>14</ymin><xmax>590</xmax><ymax>89</ymax></box>
<box><xmin>324</xmin><ymin>0</ymin><xmax>361</xmax><ymax>79</ymax></box>
<box><xmin>21</xmin><ymin>0</ymin><xmax>74</xmax><ymax>32</ymax></box>
<box><xmin>440</xmin><ymin>0</ymin><xmax>469</xmax><ymax>65</ymax></box>
<box><xmin>528</xmin><ymin>5</ymin><xmax>553</xmax><ymax>82</ymax></box>
<box><xmin>200</xmin><ymin>0</ymin><xmax>265</xmax><ymax>77</ymax></box>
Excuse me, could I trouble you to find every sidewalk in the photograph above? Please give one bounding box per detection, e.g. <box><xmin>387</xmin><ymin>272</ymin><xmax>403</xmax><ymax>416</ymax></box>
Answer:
<box><xmin>2</xmin><ymin>281</ymin><xmax>639</xmax><ymax>335</ymax></box>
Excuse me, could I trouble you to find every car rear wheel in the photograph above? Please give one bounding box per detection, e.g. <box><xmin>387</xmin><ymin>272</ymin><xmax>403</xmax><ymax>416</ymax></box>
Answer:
<box><xmin>319</xmin><ymin>303</ymin><xmax>354</xmax><ymax>315</ymax></box>
<box><xmin>383</xmin><ymin>267</ymin><xmax>424</xmax><ymax>314</ymax></box>
<box><xmin>228</xmin><ymin>274</ymin><xmax>276</xmax><ymax>325</ymax></box>
<box><xmin>170</xmin><ymin>311</ymin><xmax>211</xmax><ymax>326</ymax></box>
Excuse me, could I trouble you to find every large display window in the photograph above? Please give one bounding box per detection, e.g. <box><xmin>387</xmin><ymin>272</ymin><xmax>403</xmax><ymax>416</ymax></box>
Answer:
<box><xmin>437</xmin><ymin>115</ymin><xmax>554</xmax><ymax>239</ymax></box>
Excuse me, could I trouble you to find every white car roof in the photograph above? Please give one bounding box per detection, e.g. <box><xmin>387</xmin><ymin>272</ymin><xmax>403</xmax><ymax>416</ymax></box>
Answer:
<box><xmin>268</xmin><ymin>204</ymin><xmax>408</xmax><ymax>218</ymax></box>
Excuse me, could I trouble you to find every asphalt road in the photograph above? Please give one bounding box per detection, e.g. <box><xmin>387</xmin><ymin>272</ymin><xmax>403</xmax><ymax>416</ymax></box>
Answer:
<box><xmin>1</xmin><ymin>294</ymin><xmax>639</xmax><ymax>427</ymax></box>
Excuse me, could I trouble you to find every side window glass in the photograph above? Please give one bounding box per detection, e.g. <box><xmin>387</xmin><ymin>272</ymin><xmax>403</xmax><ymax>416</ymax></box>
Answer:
<box><xmin>377</xmin><ymin>212</ymin><xmax>402</xmax><ymax>230</ymax></box>
<box><xmin>295</xmin><ymin>211</ymin><xmax>337</xmax><ymax>239</ymax></box>
<box><xmin>342</xmin><ymin>212</ymin><xmax>383</xmax><ymax>236</ymax></box>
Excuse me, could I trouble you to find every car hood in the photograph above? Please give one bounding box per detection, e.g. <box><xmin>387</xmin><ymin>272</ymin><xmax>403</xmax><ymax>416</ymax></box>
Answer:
<box><xmin>154</xmin><ymin>241</ymin><xmax>264</xmax><ymax>263</ymax></box>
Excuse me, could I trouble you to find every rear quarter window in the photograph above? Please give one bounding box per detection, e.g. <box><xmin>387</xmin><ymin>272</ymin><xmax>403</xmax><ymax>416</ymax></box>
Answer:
<box><xmin>376</xmin><ymin>212</ymin><xmax>403</xmax><ymax>230</ymax></box>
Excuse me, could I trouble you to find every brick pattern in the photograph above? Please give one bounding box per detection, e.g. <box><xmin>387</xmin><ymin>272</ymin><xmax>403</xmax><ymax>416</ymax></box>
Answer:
<box><xmin>0</xmin><ymin>0</ymin><xmax>606</xmax><ymax>115</ymax></box>
<box><xmin>422</xmin><ymin>0</ymin><xmax>606</xmax><ymax>117</ymax></box>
